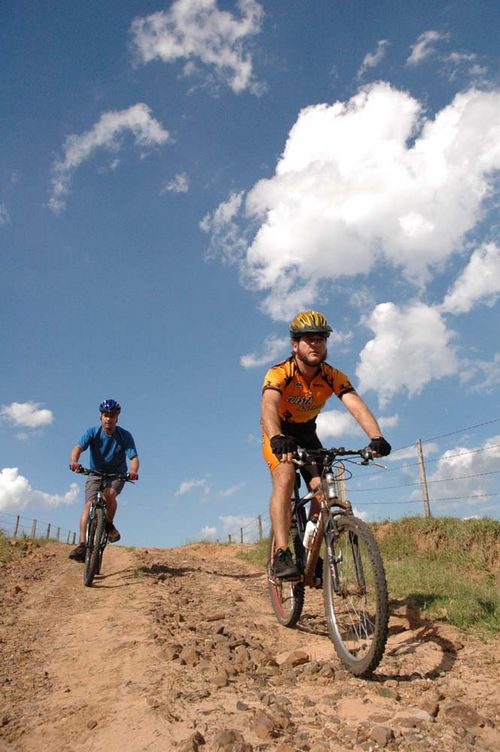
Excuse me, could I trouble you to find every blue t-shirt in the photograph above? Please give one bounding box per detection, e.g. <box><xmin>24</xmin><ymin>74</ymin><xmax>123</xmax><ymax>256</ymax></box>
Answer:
<box><xmin>78</xmin><ymin>425</ymin><xmax>138</xmax><ymax>473</ymax></box>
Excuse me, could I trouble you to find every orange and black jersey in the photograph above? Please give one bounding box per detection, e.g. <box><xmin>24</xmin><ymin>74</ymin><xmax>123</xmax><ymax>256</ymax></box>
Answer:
<box><xmin>262</xmin><ymin>356</ymin><xmax>355</xmax><ymax>428</ymax></box>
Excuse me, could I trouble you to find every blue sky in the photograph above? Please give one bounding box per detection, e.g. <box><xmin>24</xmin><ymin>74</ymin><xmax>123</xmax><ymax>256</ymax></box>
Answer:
<box><xmin>1</xmin><ymin>0</ymin><xmax>499</xmax><ymax>547</ymax></box>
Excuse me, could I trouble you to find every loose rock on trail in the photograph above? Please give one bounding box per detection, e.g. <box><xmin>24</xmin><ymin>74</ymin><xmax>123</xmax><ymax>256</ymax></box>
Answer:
<box><xmin>0</xmin><ymin>541</ymin><xmax>498</xmax><ymax>751</ymax></box>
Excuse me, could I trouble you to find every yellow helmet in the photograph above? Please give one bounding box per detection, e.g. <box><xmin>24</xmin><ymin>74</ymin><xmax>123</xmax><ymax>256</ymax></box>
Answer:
<box><xmin>289</xmin><ymin>310</ymin><xmax>332</xmax><ymax>339</ymax></box>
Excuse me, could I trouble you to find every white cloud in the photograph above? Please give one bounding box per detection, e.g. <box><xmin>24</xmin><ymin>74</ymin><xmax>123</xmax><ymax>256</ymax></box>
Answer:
<box><xmin>205</xmin><ymin>83</ymin><xmax>500</xmax><ymax>319</ymax></box>
<box><xmin>162</xmin><ymin>172</ymin><xmax>190</xmax><ymax>193</ymax></box>
<box><xmin>317</xmin><ymin>410</ymin><xmax>362</xmax><ymax>442</ymax></box>
<box><xmin>201</xmin><ymin>191</ymin><xmax>243</xmax><ymax>232</ymax></box>
<box><xmin>1</xmin><ymin>401</ymin><xmax>54</xmax><ymax>429</ymax></box>
<box><xmin>379</xmin><ymin>414</ymin><xmax>399</xmax><ymax>431</ymax></box>
<box><xmin>316</xmin><ymin>410</ymin><xmax>398</xmax><ymax>444</ymax></box>
<box><xmin>406</xmin><ymin>32</ymin><xmax>487</xmax><ymax>84</ymax></box>
<box><xmin>391</xmin><ymin>441</ymin><xmax>439</xmax><ymax>462</ymax></box>
<box><xmin>421</xmin><ymin>435</ymin><xmax>500</xmax><ymax>506</ymax></box>
<box><xmin>445</xmin><ymin>51</ymin><xmax>477</xmax><ymax>66</ymax></box>
<box><xmin>218</xmin><ymin>482</ymin><xmax>246</xmax><ymax>498</ymax></box>
<box><xmin>461</xmin><ymin>353</ymin><xmax>500</xmax><ymax>393</ymax></box>
<box><xmin>0</xmin><ymin>203</ymin><xmax>10</xmax><ymax>225</ymax></box>
<box><xmin>201</xmin><ymin>191</ymin><xmax>247</xmax><ymax>263</ymax></box>
<box><xmin>48</xmin><ymin>103</ymin><xmax>170</xmax><ymax>213</ymax></box>
<box><xmin>441</xmin><ymin>242</ymin><xmax>500</xmax><ymax>314</ymax></box>
<box><xmin>200</xmin><ymin>525</ymin><xmax>217</xmax><ymax>539</ymax></box>
<box><xmin>175</xmin><ymin>478</ymin><xmax>210</xmax><ymax>496</ymax></box>
<box><xmin>219</xmin><ymin>514</ymin><xmax>256</xmax><ymax>538</ymax></box>
<box><xmin>357</xmin><ymin>39</ymin><xmax>389</xmax><ymax>79</ymax></box>
<box><xmin>0</xmin><ymin>468</ymin><xmax>79</xmax><ymax>512</ymax></box>
<box><xmin>240</xmin><ymin>335</ymin><xmax>289</xmax><ymax>368</ymax></box>
<box><xmin>406</xmin><ymin>30</ymin><xmax>448</xmax><ymax>65</ymax></box>
<box><xmin>356</xmin><ymin>302</ymin><xmax>458</xmax><ymax>406</ymax></box>
<box><xmin>130</xmin><ymin>0</ymin><xmax>264</xmax><ymax>94</ymax></box>
<box><xmin>352</xmin><ymin>507</ymin><xmax>369</xmax><ymax>522</ymax></box>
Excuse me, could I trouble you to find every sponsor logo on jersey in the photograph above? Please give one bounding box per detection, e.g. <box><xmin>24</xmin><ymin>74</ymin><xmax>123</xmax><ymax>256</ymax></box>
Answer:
<box><xmin>287</xmin><ymin>396</ymin><xmax>313</xmax><ymax>405</ymax></box>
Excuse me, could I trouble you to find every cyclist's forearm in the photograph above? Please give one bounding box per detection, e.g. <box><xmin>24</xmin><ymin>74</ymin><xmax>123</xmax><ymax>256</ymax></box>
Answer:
<box><xmin>261</xmin><ymin>390</ymin><xmax>282</xmax><ymax>438</ymax></box>
<box><xmin>341</xmin><ymin>392</ymin><xmax>382</xmax><ymax>438</ymax></box>
<box><xmin>70</xmin><ymin>444</ymin><xmax>83</xmax><ymax>465</ymax></box>
<box><xmin>129</xmin><ymin>456</ymin><xmax>139</xmax><ymax>474</ymax></box>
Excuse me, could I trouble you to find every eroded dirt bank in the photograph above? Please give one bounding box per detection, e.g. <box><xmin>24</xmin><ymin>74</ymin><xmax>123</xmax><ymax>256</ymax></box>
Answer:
<box><xmin>0</xmin><ymin>541</ymin><xmax>498</xmax><ymax>752</ymax></box>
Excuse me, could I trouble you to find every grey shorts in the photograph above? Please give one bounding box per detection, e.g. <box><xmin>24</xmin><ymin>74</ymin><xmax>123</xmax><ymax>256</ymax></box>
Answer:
<box><xmin>85</xmin><ymin>476</ymin><xmax>125</xmax><ymax>503</ymax></box>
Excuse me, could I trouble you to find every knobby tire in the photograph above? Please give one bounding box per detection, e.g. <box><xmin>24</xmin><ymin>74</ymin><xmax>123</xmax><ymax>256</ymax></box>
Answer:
<box><xmin>267</xmin><ymin>528</ymin><xmax>305</xmax><ymax>627</ymax></box>
<box><xmin>323</xmin><ymin>515</ymin><xmax>388</xmax><ymax>676</ymax></box>
<box><xmin>83</xmin><ymin>507</ymin><xmax>106</xmax><ymax>587</ymax></box>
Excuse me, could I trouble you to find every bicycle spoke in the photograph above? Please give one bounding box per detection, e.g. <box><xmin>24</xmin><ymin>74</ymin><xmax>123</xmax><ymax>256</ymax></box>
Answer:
<box><xmin>324</xmin><ymin>516</ymin><xmax>388</xmax><ymax>676</ymax></box>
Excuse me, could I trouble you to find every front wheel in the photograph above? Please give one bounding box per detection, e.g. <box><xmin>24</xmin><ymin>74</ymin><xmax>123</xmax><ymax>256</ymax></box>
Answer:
<box><xmin>83</xmin><ymin>507</ymin><xmax>106</xmax><ymax>587</ymax></box>
<box><xmin>267</xmin><ymin>529</ymin><xmax>305</xmax><ymax>627</ymax></box>
<box><xmin>323</xmin><ymin>515</ymin><xmax>388</xmax><ymax>676</ymax></box>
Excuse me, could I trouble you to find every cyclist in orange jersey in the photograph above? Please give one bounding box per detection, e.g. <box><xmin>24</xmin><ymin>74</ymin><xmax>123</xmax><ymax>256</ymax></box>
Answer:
<box><xmin>261</xmin><ymin>310</ymin><xmax>391</xmax><ymax>578</ymax></box>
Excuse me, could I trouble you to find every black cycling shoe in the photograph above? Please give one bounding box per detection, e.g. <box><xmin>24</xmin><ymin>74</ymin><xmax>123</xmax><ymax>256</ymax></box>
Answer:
<box><xmin>69</xmin><ymin>542</ymin><xmax>86</xmax><ymax>562</ymax></box>
<box><xmin>273</xmin><ymin>547</ymin><xmax>300</xmax><ymax>579</ymax></box>
<box><xmin>106</xmin><ymin>522</ymin><xmax>121</xmax><ymax>543</ymax></box>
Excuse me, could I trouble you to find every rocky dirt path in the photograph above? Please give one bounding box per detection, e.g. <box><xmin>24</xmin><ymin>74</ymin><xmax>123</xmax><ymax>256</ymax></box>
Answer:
<box><xmin>0</xmin><ymin>541</ymin><xmax>498</xmax><ymax>752</ymax></box>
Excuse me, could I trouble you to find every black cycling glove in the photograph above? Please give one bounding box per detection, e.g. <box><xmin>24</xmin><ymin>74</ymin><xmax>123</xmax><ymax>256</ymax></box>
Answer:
<box><xmin>270</xmin><ymin>434</ymin><xmax>297</xmax><ymax>457</ymax></box>
<box><xmin>369</xmin><ymin>436</ymin><xmax>391</xmax><ymax>456</ymax></box>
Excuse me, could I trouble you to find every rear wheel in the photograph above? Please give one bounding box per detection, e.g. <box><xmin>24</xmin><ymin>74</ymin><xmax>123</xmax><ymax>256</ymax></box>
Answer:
<box><xmin>83</xmin><ymin>507</ymin><xmax>106</xmax><ymax>587</ymax></box>
<box><xmin>267</xmin><ymin>528</ymin><xmax>305</xmax><ymax>627</ymax></box>
<box><xmin>323</xmin><ymin>515</ymin><xmax>388</xmax><ymax>676</ymax></box>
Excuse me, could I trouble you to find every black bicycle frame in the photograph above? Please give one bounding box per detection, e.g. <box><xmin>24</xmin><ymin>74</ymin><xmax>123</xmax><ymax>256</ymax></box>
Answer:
<box><xmin>87</xmin><ymin>493</ymin><xmax>108</xmax><ymax>547</ymax></box>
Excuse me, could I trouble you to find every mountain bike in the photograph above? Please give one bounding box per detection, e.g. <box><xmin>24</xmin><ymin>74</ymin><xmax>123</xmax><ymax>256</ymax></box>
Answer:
<box><xmin>267</xmin><ymin>446</ymin><xmax>389</xmax><ymax>677</ymax></box>
<box><xmin>77</xmin><ymin>468</ymin><xmax>134</xmax><ymax>587</ymax></box>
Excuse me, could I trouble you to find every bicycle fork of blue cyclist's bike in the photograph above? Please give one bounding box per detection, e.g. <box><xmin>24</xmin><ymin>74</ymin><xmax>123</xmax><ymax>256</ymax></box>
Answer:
<box><xmin>87</xmin><ymin>495</ymin><xmax>108</xmax><ymax>547</ymax></box>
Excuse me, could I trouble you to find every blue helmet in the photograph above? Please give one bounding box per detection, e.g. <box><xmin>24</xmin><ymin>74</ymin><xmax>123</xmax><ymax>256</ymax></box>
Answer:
<box><xmin>99</xmin><ymin>399</ymin><xmax>121</xmax><ymax>414</ymax></box>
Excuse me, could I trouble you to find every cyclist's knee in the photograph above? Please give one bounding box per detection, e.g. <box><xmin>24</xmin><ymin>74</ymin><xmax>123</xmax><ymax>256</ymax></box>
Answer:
<box><xmin>271</xmin><ymin>465</ymin><xmax>295</xmax><ymax>495</ymax></box>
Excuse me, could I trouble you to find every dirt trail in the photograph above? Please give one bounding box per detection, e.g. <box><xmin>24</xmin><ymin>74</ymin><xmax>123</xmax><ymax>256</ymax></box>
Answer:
<box><xmin>0</xmin><ymin>541</ymin><xmax>498</xmax><ymax>752</ymax></box>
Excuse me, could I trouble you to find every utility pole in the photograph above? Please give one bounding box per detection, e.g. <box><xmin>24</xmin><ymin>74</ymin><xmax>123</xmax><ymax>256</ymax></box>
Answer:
<box><xmin>416</xmin><ymin>439</ymin><xmax>432</xmax><ymax>517</ymax></box>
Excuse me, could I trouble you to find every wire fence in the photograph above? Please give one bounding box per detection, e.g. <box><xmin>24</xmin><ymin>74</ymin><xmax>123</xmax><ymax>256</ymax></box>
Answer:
<box><xmin>0</xmin><ymin>511</ymin><xmax>77</xmax><ymax>545</ymax></box>
<box><xmin>2</xmin><ymin>418</ymin><xmax>498</xmax><ymax>547</ymax></box>
<box><xmin>223</xmin><ymin>514</ymin><xmax>266</xmax><ymax>545</ymax></box>
<box><xmin>220</xmin><ymin>418</ymin><xmax>500</xmax><ymax>544</ymax></box>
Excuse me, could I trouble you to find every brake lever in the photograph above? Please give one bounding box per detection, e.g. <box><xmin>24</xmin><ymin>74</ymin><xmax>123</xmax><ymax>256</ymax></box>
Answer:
<box><xmin>351</xmin><ymin>459</ymin><xmax>387</xmax><ymax>469</ymax></box>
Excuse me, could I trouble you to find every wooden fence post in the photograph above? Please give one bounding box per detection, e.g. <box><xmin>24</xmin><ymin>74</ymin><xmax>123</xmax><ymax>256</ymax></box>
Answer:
<box><xmin>416</xmin><ymin>439</ymin><xmax>432</xmax><ymax>517</ymax></box>
<box><xmin>30</xmin><ymin>519</ymin><xmax>37</xmax><ymax>538</ymax></box>
<box><xmin>13</xmin><ymin>516</ymin><xmax>20</xmax><ymax>539</ymax></box>
<box><xmin>257</xmin><ymin>514</ymin><xmax>263</xmax><ymax>541</ymax></box>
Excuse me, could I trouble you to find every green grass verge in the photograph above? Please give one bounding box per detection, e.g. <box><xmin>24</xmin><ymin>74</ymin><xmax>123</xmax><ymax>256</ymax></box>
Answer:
<box><xmin>0</xmin><ymin>530</ymin><xmax>45</xmax><ymax>564</ymax></box>
<box><xmin>238</xmin><ymin>516</ymin><xmax>499</xmax><ymax>636</ymax></box>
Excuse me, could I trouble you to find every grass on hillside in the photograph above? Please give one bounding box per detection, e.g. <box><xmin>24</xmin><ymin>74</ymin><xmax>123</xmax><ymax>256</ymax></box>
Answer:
<box><xmin>238</xmin><ymin>517</ymin><xmax>500</xmax><ymax>637</ymax></box>
<box><xmin>0</xmin><ymin>530</ymin><xmax>45</xmax><ymax>564</ymax></box>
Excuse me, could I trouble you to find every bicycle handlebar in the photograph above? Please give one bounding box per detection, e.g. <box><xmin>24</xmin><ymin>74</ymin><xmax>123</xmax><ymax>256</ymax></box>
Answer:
<box><xmin>69</xmin><ymin>466</ymin><xmax>137</xmax><ymax>481</ymax></box>
<box><xmin>295</xmin><ymin>445</ymin><xmax>374</xmax><ymax>464</ymax></box>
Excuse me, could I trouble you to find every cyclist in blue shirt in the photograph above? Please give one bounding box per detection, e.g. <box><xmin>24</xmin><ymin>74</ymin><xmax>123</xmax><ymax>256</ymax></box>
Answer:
<box><xmin>68</xmin><ymin>399</ymin><xmax>139</xmax><ymax>562</ymax></box>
